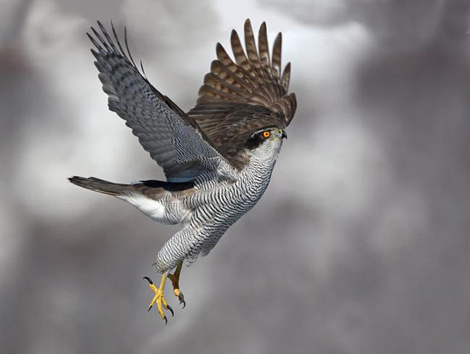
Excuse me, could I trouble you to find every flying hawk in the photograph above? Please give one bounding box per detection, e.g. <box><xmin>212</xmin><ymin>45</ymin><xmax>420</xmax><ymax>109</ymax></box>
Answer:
<box><xmin>69</xmin><ymin>19</ymin><xmax>296</xmax><ymax>323</ymax></box>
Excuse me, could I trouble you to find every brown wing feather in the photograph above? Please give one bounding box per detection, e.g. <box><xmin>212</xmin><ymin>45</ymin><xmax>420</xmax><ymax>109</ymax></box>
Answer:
<box><xmin>188</xmin><ymin>19</ymin><xmax>297</xmax><ymax>168</ymax></box>
<box><xmin>272</xmin><ymin>33</ymin><xmax>282</xmax><ymax>82</ymax></box>
<box><xmin>258</xmin><ymin>22</ymin><xmax>271</xmax><ymax>75</ymax></box>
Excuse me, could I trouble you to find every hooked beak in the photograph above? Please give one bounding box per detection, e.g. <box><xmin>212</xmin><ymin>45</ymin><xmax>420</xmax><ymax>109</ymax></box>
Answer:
<box><xmin>281</xmin><ymin>130</ymin><xmax>288</xmax><ymax>139</ymax></box>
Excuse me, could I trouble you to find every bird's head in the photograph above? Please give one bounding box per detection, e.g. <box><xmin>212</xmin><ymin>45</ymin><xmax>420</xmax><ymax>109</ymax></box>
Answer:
<box><xmin>244</xmin><ymin>126</ymin><xmax>287</xmax><ymax>161</ymax></box>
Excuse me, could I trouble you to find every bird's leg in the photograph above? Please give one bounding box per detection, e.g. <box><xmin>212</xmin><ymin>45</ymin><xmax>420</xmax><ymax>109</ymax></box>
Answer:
<box><xmin>167</xmin><ymin>261</ymin><xmax>186</xmax><ymax>308</ymax></box>
<box><xmin>143</xmin><ymin>274</ymin><xmax>174</xmax><ymax>324</ymax></box>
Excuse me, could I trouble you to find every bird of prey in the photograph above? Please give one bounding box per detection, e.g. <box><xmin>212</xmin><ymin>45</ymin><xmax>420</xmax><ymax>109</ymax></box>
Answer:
<box><xmin>69</xmin><ymin>19</ymin><xmax>296</xmax><ymax>323</ymax></box>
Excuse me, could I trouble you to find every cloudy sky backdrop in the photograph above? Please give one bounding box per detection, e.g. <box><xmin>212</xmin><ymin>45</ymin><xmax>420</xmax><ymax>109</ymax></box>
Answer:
<box><xmin>0</xmin><ymin>0</ymin><xmax>469</xmax><ymax>353</ymax></box>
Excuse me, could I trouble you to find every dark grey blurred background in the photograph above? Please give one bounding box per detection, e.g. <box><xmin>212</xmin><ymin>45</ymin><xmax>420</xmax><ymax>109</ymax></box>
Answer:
<box><xmin>1</xmin><ymin>0</ymin><xmax>469</xmax><ymax>353</ymax></box>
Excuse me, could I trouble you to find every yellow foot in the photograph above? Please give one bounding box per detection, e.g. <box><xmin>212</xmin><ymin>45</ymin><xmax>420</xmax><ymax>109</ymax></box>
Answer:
<box><xmin>168</xmin><ymin>261</ymin><xmax>186</xmax><ymax>308</ymax></box>
<box><xmin>143</xmin><ymin>275</ymin><xmax>173</xmax><ymax>324</ymax></box>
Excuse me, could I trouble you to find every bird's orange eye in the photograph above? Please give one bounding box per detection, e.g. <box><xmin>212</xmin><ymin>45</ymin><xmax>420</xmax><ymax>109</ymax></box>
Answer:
<box><xmin>262</xmin><ymin>131</ymin><xmax>271</xmax><ymax>138</ymax></box>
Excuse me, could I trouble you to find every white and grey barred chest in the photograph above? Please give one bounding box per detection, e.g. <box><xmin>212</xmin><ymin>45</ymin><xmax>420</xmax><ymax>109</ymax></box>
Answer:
<box><xmin>183</xmin><ymin>157</ymin><xmax>277</xmax><ymax>255</ymax></box>
<box><xmin>154</xmin><ymin>141</ymin><xmax>283</xmax><ymax>273</ymax></box>
<box><xmin>192</xmin><ymin>166</ymin><xmax>271</xmax><ymax>224</ymax></box>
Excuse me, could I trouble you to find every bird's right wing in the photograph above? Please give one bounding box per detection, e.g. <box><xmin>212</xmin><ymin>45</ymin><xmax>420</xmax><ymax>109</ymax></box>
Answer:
<box><xmin>88</xmin><ymin>22</ymin><xmax>236</xmax><ymax>182</ymax></box>
<box><xmin>187</xmin><ymin>20</ymin><xmax>297</xmax><ymax>169</ymax></box>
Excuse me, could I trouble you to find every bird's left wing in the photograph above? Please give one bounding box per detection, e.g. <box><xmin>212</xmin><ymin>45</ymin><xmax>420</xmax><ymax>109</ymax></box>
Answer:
<box><xmin>88</xmin><ymin>22</ymin><xmax>236</xmax><ymax>182</ymax></box>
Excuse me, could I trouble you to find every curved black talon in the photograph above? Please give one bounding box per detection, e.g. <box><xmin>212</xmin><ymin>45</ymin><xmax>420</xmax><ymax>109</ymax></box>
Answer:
<box><xmin>177</xmin><ymin>292</ymin><xmax>186</xmax><ymax>308</ymax></box>
<box><xmin>163</xmin><ymin>316</ymin><xmax>168</xmax><ymax>325</ymax></box>
<box><xmin>167</xmin><ymin>304</ymin><xmax>174</xmax><ymax>317</ymax></box>
<box><xmin>143</xmin><ymin>276</ymin><xmax>153</xmax><ymax>284</ymax></box>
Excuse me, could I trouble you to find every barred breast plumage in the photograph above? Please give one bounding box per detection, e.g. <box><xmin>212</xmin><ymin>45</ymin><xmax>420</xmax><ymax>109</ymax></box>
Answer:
<box><xmin>155</xmin><ymin>141</ymin><xmax>281</xmax><ymax>272</ymax></box>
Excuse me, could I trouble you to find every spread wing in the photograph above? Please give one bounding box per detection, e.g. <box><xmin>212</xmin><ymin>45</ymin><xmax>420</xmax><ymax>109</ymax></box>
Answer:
<box><xmin>88</xmin><ymin>22</ymin><xmax>236</xmax><ymax>182</ymax></box>
<box><xmin>187</xmin><ymin>19</ymin><xmax>297</xmax><ymax>168</ymax></box>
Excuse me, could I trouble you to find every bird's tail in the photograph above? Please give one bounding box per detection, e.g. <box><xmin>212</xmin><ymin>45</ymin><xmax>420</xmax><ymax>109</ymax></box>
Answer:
<box><xmin>68</xmin><ymin>176</ymin><xmax>132</xmax><ymax>196</ymax></box>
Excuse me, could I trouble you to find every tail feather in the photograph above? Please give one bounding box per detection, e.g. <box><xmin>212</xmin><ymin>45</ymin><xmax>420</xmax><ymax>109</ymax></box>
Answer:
<box><xmin>68</xmin><ymin>176</ymin><xmax>132</xmax><ymax>196</ymax></box>
<box><xmin>68</xmin><ymin>176</ymin><xmax>196</xmax><ymax>198</ymax></box>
